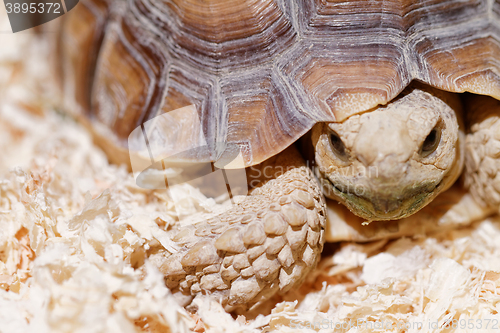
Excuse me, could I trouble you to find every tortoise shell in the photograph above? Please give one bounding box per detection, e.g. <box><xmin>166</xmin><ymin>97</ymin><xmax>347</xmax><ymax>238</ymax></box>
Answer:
<box><xmin>59</xmin><ymin>0</ymin><xmax>500</xmax><ymax>168</ymax></box>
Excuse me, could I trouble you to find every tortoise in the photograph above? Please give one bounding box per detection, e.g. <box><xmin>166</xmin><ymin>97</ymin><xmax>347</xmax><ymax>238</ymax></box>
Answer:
<box><xmin>56</xmin><ymin>0</ymin><xmax>500</xmax><ymax>311</ymax></box>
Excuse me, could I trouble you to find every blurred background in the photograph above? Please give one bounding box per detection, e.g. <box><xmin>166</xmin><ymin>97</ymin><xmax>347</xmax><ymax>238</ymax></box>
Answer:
<box><xmin>0</xmin><ymin>3</ymin><xmax>60</xmax><ymax>174</ymax></box>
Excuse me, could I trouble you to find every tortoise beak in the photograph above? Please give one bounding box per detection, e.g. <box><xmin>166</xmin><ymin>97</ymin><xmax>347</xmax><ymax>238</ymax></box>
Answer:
<box><xmin>370</xmin><ymin>198</ymin><xmax>401</xmax><ymax>216</ymax></box>
<box><xmin>324</xmin><ymin>176</ymin><xmax>441</xmax><ymax>221</ymax></box>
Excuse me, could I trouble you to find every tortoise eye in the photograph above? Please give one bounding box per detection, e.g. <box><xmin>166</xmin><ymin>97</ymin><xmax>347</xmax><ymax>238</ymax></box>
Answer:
<box><xmin>420</xmin><ymin>126</ymin><xmax>441</xmax><ymax>157</ymax></box>
<box><xmin>329</xmin><ymin>131</ymin><xmax>349</xmax><ymax>161</ymax></box>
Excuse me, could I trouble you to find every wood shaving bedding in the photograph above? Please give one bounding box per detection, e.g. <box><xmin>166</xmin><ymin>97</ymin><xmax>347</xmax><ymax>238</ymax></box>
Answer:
<box><xmin>0</xmin><ymin>15</ymin><xmax>500</xmax><ymax>333</ymax></box>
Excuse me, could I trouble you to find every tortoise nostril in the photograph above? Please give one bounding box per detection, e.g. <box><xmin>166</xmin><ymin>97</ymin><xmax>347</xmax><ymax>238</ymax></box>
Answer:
<box><xmin>356</xmin><ymin>152</ymin><xmax>376</xmax><ymax>167</ymax></box>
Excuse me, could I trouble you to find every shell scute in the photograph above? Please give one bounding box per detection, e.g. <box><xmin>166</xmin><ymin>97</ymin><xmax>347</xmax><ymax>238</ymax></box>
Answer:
<box><xmin>61</xmin><ymin>0</ymin><xmax>500</xmax><ymax>166</ymax></box>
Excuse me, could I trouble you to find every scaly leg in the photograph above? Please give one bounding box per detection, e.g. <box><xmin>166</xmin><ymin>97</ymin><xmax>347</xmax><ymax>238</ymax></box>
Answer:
<box><xmin>464</xmin><ymin>94</ymin><xmax>500</xmax><ymax>210</ymax></box>
<box><xmin>148</xmin><ymin>146</ymin><xmax>326</xmax><ymax>312</ymax></box>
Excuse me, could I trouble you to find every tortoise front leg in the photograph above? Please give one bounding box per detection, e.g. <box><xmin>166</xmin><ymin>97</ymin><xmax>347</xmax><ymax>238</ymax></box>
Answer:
<box><xmin>149</xmin><ymin>146</ymin><xmax>326</xmax><ymax>312</ymax></box>
<box><xmin>464</xmin><ymin>94</ymin><xmax>500</xmax><ymax>211</ymax></box>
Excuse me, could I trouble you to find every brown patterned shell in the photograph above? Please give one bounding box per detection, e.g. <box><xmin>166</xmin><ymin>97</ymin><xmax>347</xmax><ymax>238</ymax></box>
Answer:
<box><xmin>59</xmin><ymin>0</ymin><xmax>500</xmax><ymax>168</ymax></box>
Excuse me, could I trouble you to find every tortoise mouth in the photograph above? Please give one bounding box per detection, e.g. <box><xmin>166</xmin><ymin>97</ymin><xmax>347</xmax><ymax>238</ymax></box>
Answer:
<box><xmin>323</xmin><ymin>178</ymin><xmax>442</xmax><ymax>221</ymax></box>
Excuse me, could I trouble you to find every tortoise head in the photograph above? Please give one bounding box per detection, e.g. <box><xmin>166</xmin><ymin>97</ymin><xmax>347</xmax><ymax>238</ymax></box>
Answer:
<box><xmin>312</xmin><ymin>86</ymin><xmax>464</xmax><ymax>221</ymax></box>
